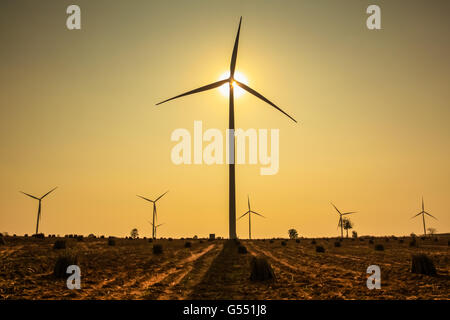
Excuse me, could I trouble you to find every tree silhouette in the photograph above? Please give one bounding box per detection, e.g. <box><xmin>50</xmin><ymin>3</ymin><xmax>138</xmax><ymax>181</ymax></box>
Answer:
<box><xmin>288</xmin><ymin>229</ymin><xmax>298</xmax><ymax>239</ymax></box>
<box><xmin>130</xmin><ymin>228</ymin><xmax>139</xmax><ymax>239</ymax></box>
<box><xmin>340</xmin><ymin>218</ymin><xmax>353</xmax><ymax>238</ymax></box>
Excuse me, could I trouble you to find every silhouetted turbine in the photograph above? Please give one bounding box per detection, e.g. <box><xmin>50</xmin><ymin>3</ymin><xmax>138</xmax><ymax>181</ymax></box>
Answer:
<box><xmin>148</xmin><ymin>220</ymin><xmax>164</xmax><ymax>239</ymax></box>
<box><xmin>137</xmin><ymin>191</ymin><xmax>169</xmax><ymax>239</ymax></box>
<box><xmin>411</xmin><ymin>197</ymin><xmax>437</xmax><ymax>236</ymax></box>
<box><xmin>331</xmin><ymin>203</ymin><xmax>356</xmax><ymax>239</ymax></box>
<box><xmin>20</xmin><ymin>187</ymin><xmax>57</xmax><ymax>234</ymax></box>
<box><xmin>156</xmin><ymin>17</ymin><xmax>297</xmax><ymax>239</ymax></box>
<box><xmin>238</xmin><ymin>195</ymin><xmax>265</xmax><ymax>239</ymax></box>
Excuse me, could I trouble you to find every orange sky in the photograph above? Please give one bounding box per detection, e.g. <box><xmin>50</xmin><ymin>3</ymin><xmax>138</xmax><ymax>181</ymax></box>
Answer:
<box><xmin>1</xmin><ymin>0</ymin><xmax>449</xmax><ymax>238</ymax></box>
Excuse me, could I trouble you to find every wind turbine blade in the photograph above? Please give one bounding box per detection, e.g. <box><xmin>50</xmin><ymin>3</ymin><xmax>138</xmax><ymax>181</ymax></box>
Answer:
<box><xmin>156</xmin><ymin>79</ymin><xmax>229</xmax><ymax>105</ymax></box>
<box><xmin>247</xmin><ymin>195</ymin><xmax>251</xmax><ymax>212</ymax></box>
<box><xmin>238</xmin><ymin>211</ymin><xmax>250</xmax><ymax>220</ymax></box>
<box><xmin>411</xmin><ymin>212</ymin><xmax>422</xmax><ymax>219</ymax></box>
<box><xmin>155</xmin><ymin>190</ymin><xmax>169</xmax><ymax>202</ymax></box>
<box><xmin>422</xmin><ymin>197</ymin><xmax>424</xmax><ymax>212</ymax></box>
<box><xmin>424</xmin><ymin>212</ymin><xmax>438</xmax><ymax>220</ymax></box>
<box><xmin>137</xmin><ymin>195</ymin><xmax>154</xmax><ymax>203</ymax></box>
<box><xmin>230</xmin><ymin>17</ymin><xmax>242</xmax><ymax>78</ymax></box>
<box><xmin>40</xmin><ymin>187</ymin><xmax>57</xmax><ymax>199</ymax></box>
<box><xmin>342</xmin><ymin>212</ymin><xmax>356</xmax><ymax>215</ymax></box>
<box><xmin>20</xmin><ymin>191</ymin><xmax>39</xmax><ymax>200</ymax></box>
<box><xmin>251</xmin><ymin>210</ymin><xmax>265</xmax><ymax>218</ymax></box>
<box><xmin>234</xmin><ymin>80</ymin><xmax>297</xmax><ymax>123</ymax></box>
<box><xmin>331</xmin><ymin>203</ymin><xmax>341</xmax><ymax>215</ymax></box>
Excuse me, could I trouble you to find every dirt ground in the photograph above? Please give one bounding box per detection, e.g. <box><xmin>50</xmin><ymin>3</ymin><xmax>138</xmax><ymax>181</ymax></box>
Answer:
<box><xmin>0</xmin><ymin>236</ymin><xmax>448</xmax><ymax>300</ymax></box>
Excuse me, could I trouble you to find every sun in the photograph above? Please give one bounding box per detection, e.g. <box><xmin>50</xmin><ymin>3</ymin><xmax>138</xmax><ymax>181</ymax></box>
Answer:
<box><xmin>218</xmin><ymin>71</ymin><xmax>248</xmax><ymax>98</ymax></box>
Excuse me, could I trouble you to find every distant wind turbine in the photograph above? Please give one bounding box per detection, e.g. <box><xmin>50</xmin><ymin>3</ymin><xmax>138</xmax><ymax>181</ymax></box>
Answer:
<box><xmin>156</xmin><ymin>17</ymin><xmax>297</xmax><ymax>239</ymax></box>
<box><xmin>331</xmin><ymin>203</ymin><xmax>356</xmax><ymax>239</ymax></box>
<box><xmin>411</xmin><ymin>197</ymin><xmax>437</xmax><ymax>236</ymax></box>
<box><xmin>20</xmin><ymin>187</ymin><xmax>57</xmax><ymax>234</ymax></box>
<box><xmin>148</xmin><ymin>220</ymin><xmax>164</xmax><ymax>239</ymax></box>
<box><xmin>238</xmin><ymin>195</ymin><xmax>265</xmax><ymax>239</ymax></box>
<box><xmin>137</xmin><ymin>191</ymin><xmax>168</xmax><ymax>239</ymax></box>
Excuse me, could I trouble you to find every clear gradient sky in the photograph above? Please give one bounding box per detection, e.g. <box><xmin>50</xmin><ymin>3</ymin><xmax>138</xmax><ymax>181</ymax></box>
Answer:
<box><xmin>1</xmin><ymin>0</ymin><xmax>449</xmax><ymax>238</ymax></box>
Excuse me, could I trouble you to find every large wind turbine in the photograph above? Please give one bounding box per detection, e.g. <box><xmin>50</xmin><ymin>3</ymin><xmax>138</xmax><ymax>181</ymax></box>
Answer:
<box><xmin>156</xmin><ymin>17</ymin><xmax>297</xmax><ymax>239</ymax></box>
<box><xmin>238</xmin><ymin>195</ymin><xmax>265</xmax><ymax>239</ymax></box>
<box><xmin>148</xmin><ymin>220</ymin><xmax>164</xmax><ymax>239</ymax></box>
<box><xmin>411</xmin><ymin>197</ymin><xmax>437</xmax><ymax>236</ymax></box>
<box><xmin>137</xmin><ymin>191</ymin><xmax>168</xmax><ymax>239</ymax></box>
<box><xmin>20</xmin><ymin>187</ymin><xmax>57</xmax><ymax>234</ymax></box>
<box><xmin>331</xmin><ymin>203</ymin><xmax>356</xmax><ymax>239</ymax></box>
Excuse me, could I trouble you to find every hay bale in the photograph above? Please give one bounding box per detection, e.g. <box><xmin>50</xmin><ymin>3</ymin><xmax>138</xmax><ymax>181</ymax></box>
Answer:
<box><xmin>315</xmin><ymin>245</ymin><xmax>325</xmax><ymax>253</ymax></box>
<box><xmin>153</xmin><ymin>244</ymin><xmax>163</xmax><ymax>254</ymax></box>
<box><xmin>411</xmin><ymin>254</ymin><xmax>436</xmax><ymax>276</ymax></box>
<box><xmin>334</xmin><ymin>241</ymin><xmax>341</xmax><ymax>247</ymax></box>
<box><xmin>108</xmin><ymin>239</ymin><xmax>116</xmax><ymax>246</ymax></box>
<box><xmin>250</xmin><ymin>257</ymin><xmax>275</xmax><ymax>281</ymax></box>
<box><xmin>374</xmin><ymin>244</ymin><xmax>384</xmax><ymax>251</ymax></box>
<box><xmin>184</xmin><ymin>241</ymin><xmax>192</xmax><ymax>248</ymax></box>
<box><xmin>53</xmin><ymin>240</ymin><xmax>66</xmax><ymax>250</ymax></box>
<box><xmin>54</xmin><ymin>251</ymin><xmax>78</xmax><ymax>278</ymax></box>
<box><xmin>238</xmin><ymin>245</ymin><xmax>248</xmax><ymax>254</ymax></box>
<box><xmin>281</xmin><ymin>241</ymin><xmax>287</xmax><ymax>246</ymax></box>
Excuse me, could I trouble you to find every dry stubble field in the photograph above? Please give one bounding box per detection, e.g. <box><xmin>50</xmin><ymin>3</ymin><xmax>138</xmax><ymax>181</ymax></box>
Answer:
<box><xmin>0</xmin><ymin>236</ymin><xmax>449</xmax><ymax>299</ymax></box>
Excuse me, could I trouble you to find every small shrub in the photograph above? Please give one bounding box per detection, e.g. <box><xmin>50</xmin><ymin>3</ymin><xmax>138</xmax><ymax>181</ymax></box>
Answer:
<box><xmin>250</xmin><ymin>257</ymin><xmax>275</xmax><ymax>281</ymax></box>
<box><xmin>184</xmin><ymin>241</ymin><xmax>192</xmax><ymax>248</ymax></box>
<box><xmin>153</xmin><ymin>244</ymin><xmax>163</xmax><ymax>254</ymax></box>
<box><xmin>311</xmin><ymin>239</ymin><xmax>316</xmax><ymax>245</ymax></box>
<box><xmin>411</xmin><ymin>254</ymin><xmax>436</xmax><ymax>276</ymax></box>
<box><xmin>77</xmin><ymin>236</ymin><xmax>84</xmax><ymax>242</ymax></box>
<box><xmin>295</xmin><ymin>239</ymin><xmax>300</xmax><ymax>243</ymax></box>
<box><xmin>374</xmin><ymin>244</ymin><xmax>384</xmax><ymax>251</ymax></box>
<box><xmin>369</xmin><ymin>239</ymin><xmax>374</xmax><ymax>244</ymax></box>
<box><xmin>238</xmin><ymin>245</ymin><xmax>248</xmax><ymax>254</ymax></box>
<box><xmin>399</xmin><ymin>239</ymin><xmax>404</xmax><ymax>243</ymax></box>
<box><xmin>269</xmin><ymin>240</ymin><xmax>274</xmax><ymax>244</ymax></box>
<box><xmin>168</xmin><ymin>238</ymin><xmax>173</xmax><ymax>241</ymax></box>
<box><xmin>281</xmin><ymin>241</ymin><xmax>287</xmax><ymax>246</ymax></box>
<box><xmin>0</xmin><ymin>237</ymin><xmax>5</xmax><ymax>245</ymax></box>
<box><xmin>108</xmin><ymin>239</ymin><xmax>116</xmax><ymax>246</ymax></box>
<box><xmin>316</xmin><ymin>245</ymin><xmax>325</xmax><ymax>253</ymax></box>
<box><xmin>334</xmin><ymin>241</ymin><xmax>341</xmax><ymax>247</ymax></box>
<box><xmin>24</xmin><ymin>234</ymin><xmax>28</xmax><ymax>237</ymax></box>
<box><xmin>409</xmin><ymin>239</ymin><xmax>418</xmax><ymax>247</ymax></box>
<box><xmin>385</xmin><ymin>238</ymin><xmax>390</xmax><ymax>242</ymax></box>
<box><xmin>54</xmin><ymin>251</ymin><xmax>78</xmax><ymax>278</ymax></box>
<box><xmin>33</xmin><ymin>233</ymin><xmax>45</xmax><ymax>239</ymax></box>
<box><xmin>199</xmin><ymin>240</ymin><xmax>204</xmax><ymax>243</ymax></box>
<box><xmin>433</xmin><ymin>238</ymin><xmax>438</xmax><ymax>242</ymax></box>
<box><xmin>53</xmin><ymin>240</ymin><xmax>66</xmax><ymax>250</ymax></box>
<box><xmin>148</xmin><ymin>238</ymin><xmax>153</xmax><ymax>243</ymax></box>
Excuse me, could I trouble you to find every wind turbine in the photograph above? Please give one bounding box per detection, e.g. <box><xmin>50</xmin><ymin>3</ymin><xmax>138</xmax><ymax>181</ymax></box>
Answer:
<box><xmin>137</xmin><ymin>191</ymin><xmax>168</xmax><ymax>239</ymax></box>
<box><xmin>331</xmin><ymin>203</ymin><xmax>356</xmax><ymax>239</ymax></box>
<box><xmin>20</xmin><ymin>187</ymin><xmax>57</xmax><ymax>234</ymax></box>
<box><xmin>156</xmin><ymin>17</ymin><xmax>297</xmax><ymax>239</ymax></box>
<box><xmin>148</xmin><ymin>220</ymin><xmax>164</xmax><ymax>239</ymax></box>
<box><xmin>411</xmin><ymin>197</ymin><xmax>437</xmax><ymax>236</ymax></box>
<box><xmin>238</xmin><ymin>195</ymin><xmax>265</xmax><ymax>239</ymax></box>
